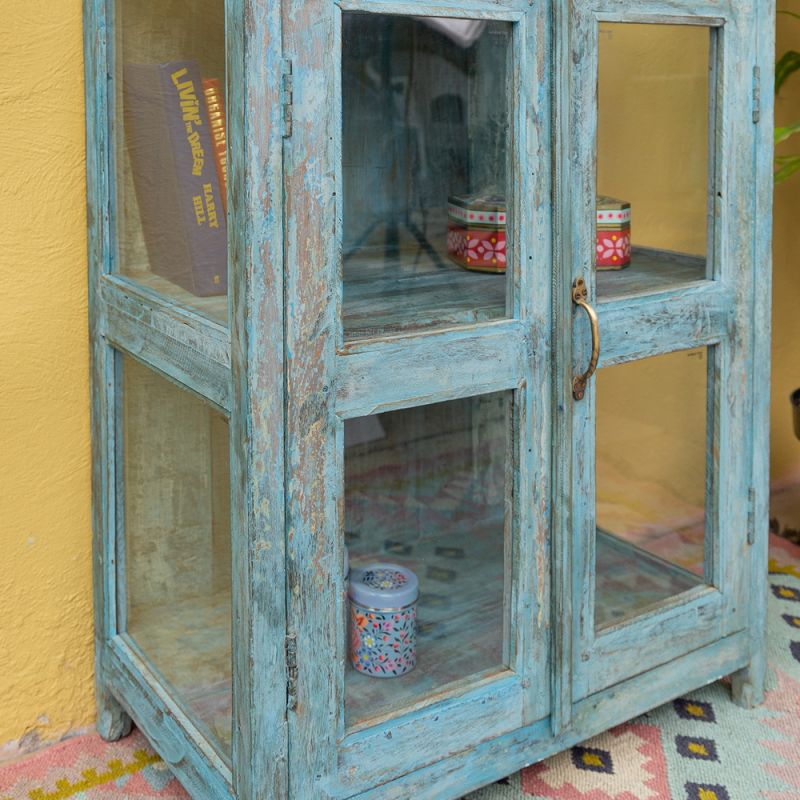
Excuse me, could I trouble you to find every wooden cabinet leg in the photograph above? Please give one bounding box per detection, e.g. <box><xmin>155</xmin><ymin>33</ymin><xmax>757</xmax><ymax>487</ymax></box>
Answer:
<box><xmin>96</xmin><ymin>686</ymin><xmax>133</xmax><ymax>742</ymax></box>
<box><xmin>731</xmin><ymin>655</ymin><xmax>766</xmax><ymax>709</ymax></box>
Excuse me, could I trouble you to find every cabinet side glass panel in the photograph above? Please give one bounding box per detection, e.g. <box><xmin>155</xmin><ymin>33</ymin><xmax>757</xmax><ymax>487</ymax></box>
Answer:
<box><xmin>121</xmin><ymin>354</ymin><xmax>232</xmax><ymax>753</ymax></box>
<box><xmin>594</xmin><ymin>348</ymin><xmax>710</xmax><ymax>629</ymax></box>
<box><xmin>344</xmin><ymin>392</ymin><xmax>510</xmax><ymax>726</ymax></box>
<box><xmin>115</xmin><ymin>0</ymin><xmax>228</xmax><ymax>324</ymax></box>
<box><xmin>342</xmin><ymin>14</ymin><xmax>512</xmax><ymax>339</ymax></box>
<box><xmin>596</xmin><ymin>24</ymin><xmax>711</xmax><ymax>299</ymax></box>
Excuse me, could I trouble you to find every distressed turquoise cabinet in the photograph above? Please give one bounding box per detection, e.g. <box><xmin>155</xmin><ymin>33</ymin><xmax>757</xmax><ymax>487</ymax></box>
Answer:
<box><xmin>84</xmin><ymin>0</ymin><xmax>774</xmax><ymax>797</ymax></box>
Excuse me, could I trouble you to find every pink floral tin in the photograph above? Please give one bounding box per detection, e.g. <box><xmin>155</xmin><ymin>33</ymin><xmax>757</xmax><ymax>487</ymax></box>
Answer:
<box><xmin>446</xmin><ymin>193</ymin><xmax>507</xmax><ymax>273</ymax></box>
<box><xmin>596</xmin><ymin>195</ymin><xmax>631</xmax><ymax>269</ymax></box>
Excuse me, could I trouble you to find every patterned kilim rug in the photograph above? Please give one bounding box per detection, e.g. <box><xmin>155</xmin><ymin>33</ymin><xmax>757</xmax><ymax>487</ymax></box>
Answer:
<box><xmin>3</xmin><ymin>533</ymin><xmax>800</xmax><ymax>800</ymax></box>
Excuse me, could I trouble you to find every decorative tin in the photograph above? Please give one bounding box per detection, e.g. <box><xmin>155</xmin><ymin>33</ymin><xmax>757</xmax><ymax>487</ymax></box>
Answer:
<box><xmin>446</xmin><ymin>193</ymin><xmax>507</xmax><ymax>273</ymax></box>
<box><xmin>348</xmin><ymin>563</ymin><xmax>419</xmax><ymax>678</ymax></box>
<box><xmin>596</xmin><ymin>195</ymin><xmax>631</xmax><ymax>269</ymax></box>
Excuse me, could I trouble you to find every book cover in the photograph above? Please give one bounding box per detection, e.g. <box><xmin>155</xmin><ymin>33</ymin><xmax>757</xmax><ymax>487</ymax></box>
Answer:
<box><xmin>202</xmin><ymin>78</ymin><xmax>228</xmax><ymax>216</ymax></box>
<box><xmin>123</xmin><ymin>60</ymin><xmax>227</xmax><ymax>297</ymax></box>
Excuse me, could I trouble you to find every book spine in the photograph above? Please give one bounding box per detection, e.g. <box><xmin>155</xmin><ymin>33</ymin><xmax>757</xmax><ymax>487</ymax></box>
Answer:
<box><xmin>159</xmin><ymin>61</ymin><xmax>227</xmax><ymax>296</ymax></box>
<box><xmin>124</xmin><ymin>64</ymin><xmax>192</xmax><ymax>291</ymax></box>
<box><xmin>202</xmin><ymin>78</ymin><xmax>228</xmax><ymax>217</ymax></box>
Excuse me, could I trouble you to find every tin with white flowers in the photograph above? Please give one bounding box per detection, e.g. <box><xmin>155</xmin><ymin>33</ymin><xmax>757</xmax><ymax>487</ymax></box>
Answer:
<box><xmin>348</xmin><ymin>563</ymin><xmax>419</xmax><ymax>678</ymax></box>
<box><xmin>596</xmin><ymin>195</ymin><xmax>631</xmax><ymax>269</ymax></box>
<box><xmin>446</xmin><ymin>193</ymin><xmax>507</xmax><ymax>273</ymax></box>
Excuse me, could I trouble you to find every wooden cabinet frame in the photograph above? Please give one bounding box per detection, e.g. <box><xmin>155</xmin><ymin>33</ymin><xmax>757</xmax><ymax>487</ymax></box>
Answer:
<box><xmin>84</xmin><ymin>0</ymin><xmax>775</xmax><ymax>797</ymax></box>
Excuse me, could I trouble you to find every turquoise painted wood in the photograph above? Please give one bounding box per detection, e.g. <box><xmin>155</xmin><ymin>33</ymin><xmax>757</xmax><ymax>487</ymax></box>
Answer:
<box><xmin>83</xmin><ymin>0</ymin><xmax>775</xmax><ymax>797</ymax></box>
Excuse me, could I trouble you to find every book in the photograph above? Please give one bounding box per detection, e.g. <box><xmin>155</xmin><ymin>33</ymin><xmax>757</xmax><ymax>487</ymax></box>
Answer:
<box><xmin>123</xmin><ymin>60</ymin><xmax>227</xmax><ymax>297</ymax></box>
<box><xmin>202</xmin><ymin>78</ymin><xmax>228</xmax><ymax>216</ymax></box>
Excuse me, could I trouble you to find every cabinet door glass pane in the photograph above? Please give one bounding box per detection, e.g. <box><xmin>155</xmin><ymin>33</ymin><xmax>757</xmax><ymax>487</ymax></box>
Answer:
<box><xmin>595</xmin><ymin>348</ymin><xmax>709</xmax><ymax>629</ymax></box>
<box><xmin>344</xmin><ymin>393</ymin><xmax>510</xmax><ymax>726</ymax></box>
<box><xmin>122</xmin><ymin>355</ymin><xmax>231</xmax><ymax>753</ymax></box>
<box><xmin>596</xmin><ymin>24</ymin><xmax>711</xmax><ymax>299</ymax></box>
<box><xmin>116</xmin><ymin>0</ymin><xmax>228</xmax><ymax>324</ymax></box>
<box><xmin>342</xmin><ymin>13</ymin><xmax>512</xmax><ymax>339</ymax></box>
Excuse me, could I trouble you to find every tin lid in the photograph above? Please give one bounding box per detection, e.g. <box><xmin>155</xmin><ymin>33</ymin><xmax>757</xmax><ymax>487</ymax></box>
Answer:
<box><xmin>348</xmin><ymin>563</ymin><xmax>419</xmax><ymax>609</ymax></box>
<box><xmin>447</xmin><ymin>192</ymin><xmax>506</xmax><ymax>212</ymax></box>
<box><xmin>596</xmin><ymin>194</ymin><xmax>630</xmax><ymax>210</ymax></box>
<box><xmin>596</xmin><ymin>195</ymin><xmax>631</xmax><ymax>225</ymax></box>
<box><xmin>448</xmin><ymin>194</ymin><xmax>507</xmax><ymax>228</ymax></box>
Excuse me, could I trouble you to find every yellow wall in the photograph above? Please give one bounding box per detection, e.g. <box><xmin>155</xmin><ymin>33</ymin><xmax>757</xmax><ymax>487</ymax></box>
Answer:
<box><xmin>1</xmin><ymin>2</ymin><xmax>800</xmax><ymax>755</ymax></box>
<box><xmin>0</xmin><ymin>1</ymin><xmax>95</xmax><ymax>754</ymax></box>
<box><xmin>772</xmin><ymin>13</ymin><xmax>800</xmax><ymax>487</ymax></box>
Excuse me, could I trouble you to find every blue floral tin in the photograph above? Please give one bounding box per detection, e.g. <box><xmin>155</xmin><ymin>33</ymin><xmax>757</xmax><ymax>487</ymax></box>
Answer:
<box><xmin>348</xmin><ymin>563</ymin><xmax>419</xmax><ymax>678</ymax></box>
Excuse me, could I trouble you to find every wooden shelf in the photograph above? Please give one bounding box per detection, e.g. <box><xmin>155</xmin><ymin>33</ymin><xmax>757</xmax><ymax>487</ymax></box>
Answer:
<box><xmin>597</xmin><ymin>247</ymin><xmax>706</xmax><ymax>302</ymax></box>
<box><xmin>344</xmin><ymin>245</ymin><xmax>706</xmax><ymax>338</ymax></box>
<box><xmin>128</xmin><ymin>590</ymin><xmax>232</xmax><ymax>751</ymax></box>
<box><xmin>595</xmin><ymin>530</ymin><xmax>703</xmax><ymax>629</ymax></box>
<box><xmin>120</xmin><ymin>270</ymin><xmax>228</xmax><ymax>326</ymax></box>
<box><xmin>125</xmin><ymin>527</ymin><xmax>703</xmax><ymax>748</ymax></box>
<box><xmin>116</xmin><ymin>247</ymin><xmax>706</xmax><ymax>341</ymax></box>
<box><xmin>343</xmin><ymin>249</ymin><xmax>507</xmax><ymax>339</ymax></box>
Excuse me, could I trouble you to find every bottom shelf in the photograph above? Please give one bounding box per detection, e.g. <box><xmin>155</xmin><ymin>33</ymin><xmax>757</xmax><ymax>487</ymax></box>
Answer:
<box><xmin>127</xmin><ymin>525</ymin><xmax>706</xmax><ymax>749</ymax></box>
<box><xmin>595</xmin><ymin>530</ymin><xmax>703</xmax><ymax>629</ymax></box>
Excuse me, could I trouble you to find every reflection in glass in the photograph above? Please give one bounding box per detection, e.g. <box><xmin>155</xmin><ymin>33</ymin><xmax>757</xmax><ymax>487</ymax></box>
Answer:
<box><xmin>594</xmin><ymin>348</ymin><xmax>709</xmax><ymax>628</ymax></box>
<box><xmin>122</xmin><ymin>355</ymin><xmax>231</xmax><ymax>752</ymax></box>
<box><xmin>596</xmin><ymin>24</ymin><xmax>711</xmax><ymax>297</ymax></box>
<box><xmin>344</xmin><ymin>393</ymin><xmax>510</xmax><ymax>726</ymax></box>
<box><xmin>116</xmin><ymin>0</ymin><xmax>228</xmax><ymax>324</ymax></box>
<box><xmin>342</xmin><ymin>14</ymin><xmax>512</xmax><ymax>338</ymax></box>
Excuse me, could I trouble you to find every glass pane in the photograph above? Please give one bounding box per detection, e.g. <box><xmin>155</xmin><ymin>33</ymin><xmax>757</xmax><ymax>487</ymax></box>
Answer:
<box><xmin>596</xmin><ymin>24</ymin><xmax>711</xmax><ymax>299</ymax></box>
<box><xmin>116</xmin><ymin>0</ymin><xmax>228</xmax><ymax>324</ymax></box>
<box><xmin>342</xmin><ymin>14</ymin><xmax>512</xmax><ymax>339</ymax></box>
<box><xmin>122</xmin><ymin>355</ymin><xmax>231</xmax><ymax>753</ymax></box>
<box><xmin>595</xmin><ymin>348</ymin><xmax>709</xmax><ymax>629</ymax></box>
<box><xmin>344</xmin><ymin>393</ymin><xmax>510</xmax><ymax>726</ymax></box>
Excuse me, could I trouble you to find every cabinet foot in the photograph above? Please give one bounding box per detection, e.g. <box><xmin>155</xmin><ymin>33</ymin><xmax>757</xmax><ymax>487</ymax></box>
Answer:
<box><xmin>731</xmin><ymin>661</ymin><xmax>766</xmax><ymax>709</ymax></box>
<box><xmin>96</xmin><ymin>688</ymin><xmax>133</xmax><ymax>741</ymax></box>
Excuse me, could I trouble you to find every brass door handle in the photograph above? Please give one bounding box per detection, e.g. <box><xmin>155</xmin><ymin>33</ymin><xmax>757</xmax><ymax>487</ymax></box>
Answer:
<box><xmin>572</xmin><ymin>278</ymin><xmax>600</xmax><ymax>401</ymax></box>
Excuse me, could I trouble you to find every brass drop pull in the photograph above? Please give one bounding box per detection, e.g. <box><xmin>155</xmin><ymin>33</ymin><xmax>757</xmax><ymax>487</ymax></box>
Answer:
<box><xmin>572</xmin><ymin>278</ymin><xmax>600</xmax><ymax>401</ymax></box>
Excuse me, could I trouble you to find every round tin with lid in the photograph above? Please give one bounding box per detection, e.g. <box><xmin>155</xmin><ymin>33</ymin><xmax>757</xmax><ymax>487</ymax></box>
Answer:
<box><xmin>348</xmin><ymin>563</ymin><xmax>418</xmax><ymax>678</ymax></box>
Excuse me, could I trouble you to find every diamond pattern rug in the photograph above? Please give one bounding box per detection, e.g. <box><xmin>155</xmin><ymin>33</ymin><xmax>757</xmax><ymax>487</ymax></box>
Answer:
<box><xmin>3</xmin><ymin>533</ymin><xmax>800</xmax><ymax>800</ymax></box>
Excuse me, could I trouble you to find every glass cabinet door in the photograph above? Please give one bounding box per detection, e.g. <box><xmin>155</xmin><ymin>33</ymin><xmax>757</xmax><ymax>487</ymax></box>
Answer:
<box><xmin>282</xmin><ymin>2</ymin><xmax>550</xmax><ymax>795</ymax></box>
<box><xmin>565</xmin><ymin>8</ymin><xmax>757</xmax><ymax>702</ymax></box>
<box><xmin>343</xmin><ymin>393</ymin><xmax>511</xmax><ymax>727</ymax></box>
<box><xmin>341</xmin><ymin>13</ymin><xmax>512</xmax><ymax>338</ymax></box>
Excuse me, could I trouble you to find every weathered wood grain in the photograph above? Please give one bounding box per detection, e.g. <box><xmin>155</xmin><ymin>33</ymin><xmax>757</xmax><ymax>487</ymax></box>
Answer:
<box><xmin>85</xmin><ymin>0</ymin><xmax>132</xmax><ymax>743</ymax></box>
<box><xmin>282</xmin><ymin>0</ymin><xmax>342</xmax><ymax>796</ymax></box>
<box><xmin>592</xmin><ymin>0</ymin><xmax>730</xmax><ymax>24</ymax></box>
<box><xmin>336</xmin><ymin>321</ymin><xmax>529</xmax><ymax>418</ymax></box>
<box><xmin>101</xmin><ymin>275</ymin><xmax>231</xmax><ymax>411</ymax></box>
<box><xmin>733</xmin><ymin>0</ymin><xmax>774</xmax><ymax>708</ymax></box>
<box><xmin>349</xmin><ymin>632</ymin><xmax>749</xmax><ymax>800</ymax></box>
<box><xmin>336</xmin><ymin>674</ymin><xmax>525</xmax><ymax>794</ymax></box>
<box><xmin>596</xmin><ymin>282</ymin><xmax>731</xmax><ymax>368</ymax></box>
<box><xmin>226</xmin><ymin>0</ymin><xmax>290</xmax><ymax>797</ymax></box>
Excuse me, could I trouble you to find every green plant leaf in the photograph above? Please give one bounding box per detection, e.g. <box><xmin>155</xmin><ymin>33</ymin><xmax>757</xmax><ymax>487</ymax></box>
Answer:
<box><xmin>775</xmin><ymin>154</ymin><xmax>800</xmax><ymax>183</ymax></box>
<box><xmin>776</xmin><ymin>121</ymin><xmax>800</xmax><ymax>143</ymax></box>
<box><xmin>776</xmin><ymin>50</ymin><xmax>800</xmax><ymax>93</ymax></box>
